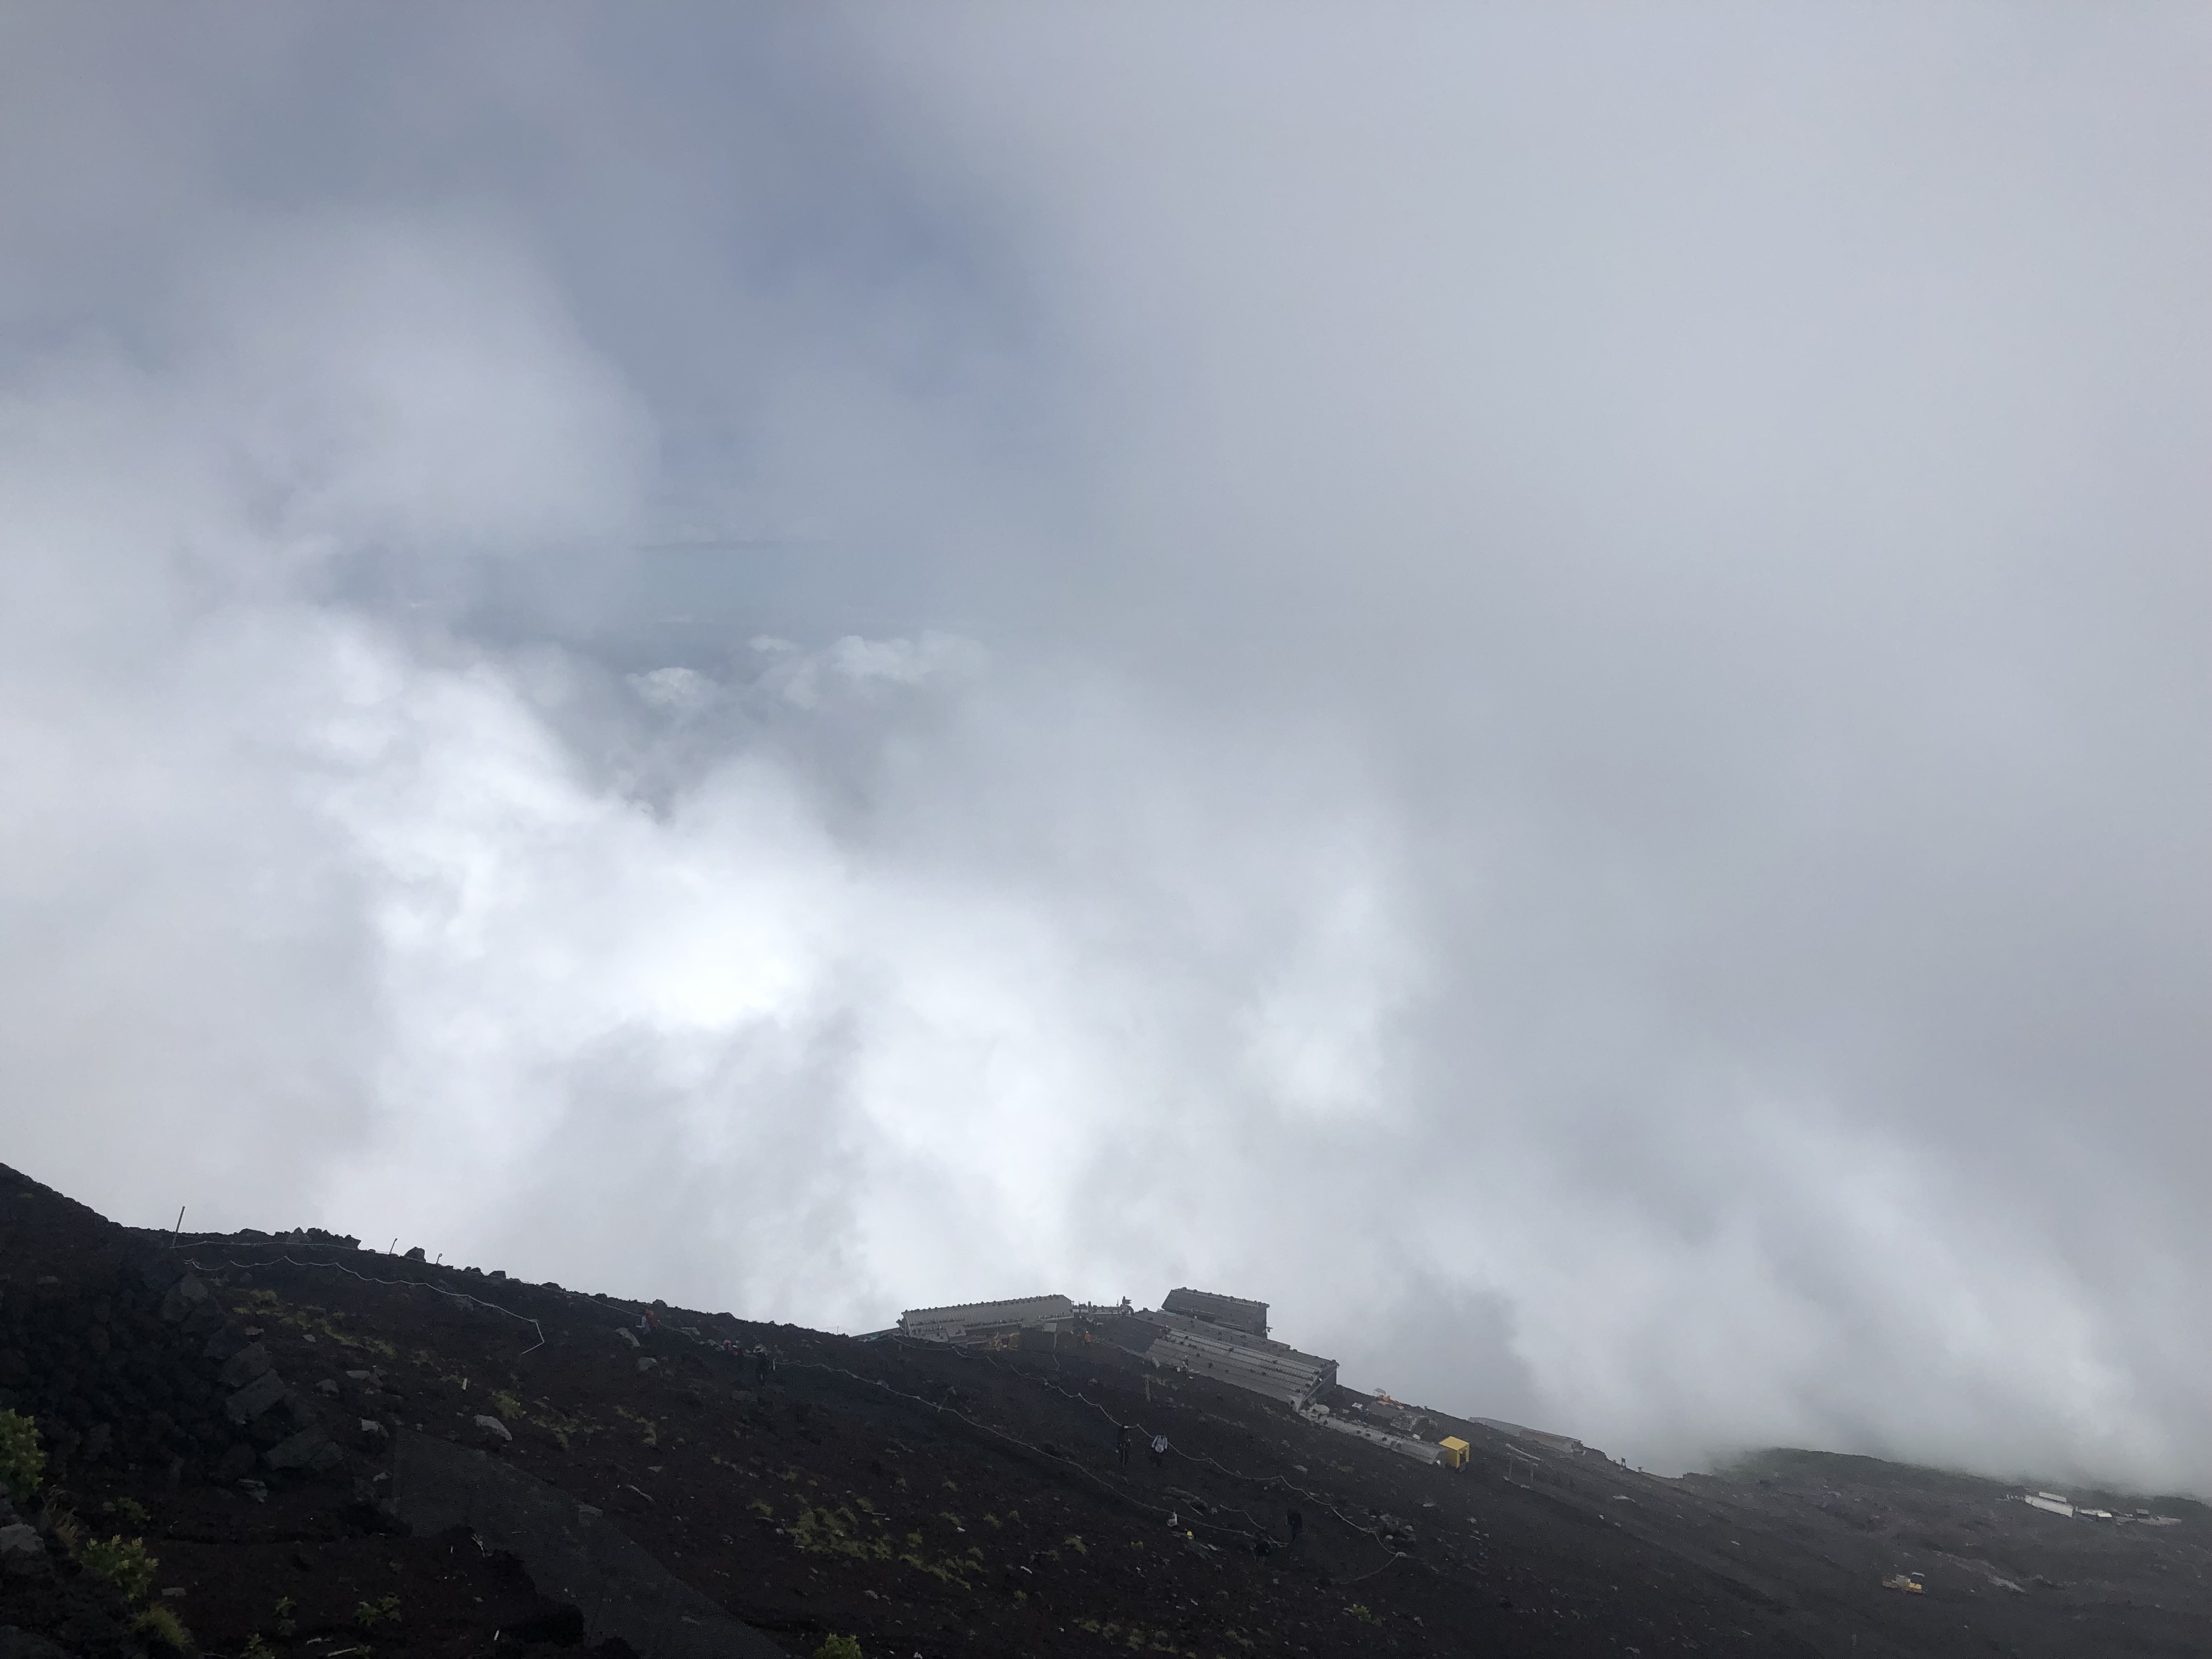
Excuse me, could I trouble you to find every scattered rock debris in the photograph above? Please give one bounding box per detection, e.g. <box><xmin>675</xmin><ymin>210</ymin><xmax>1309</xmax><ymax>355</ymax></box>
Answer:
<box><xmin>1</xmin><ymin>1160</ymin><xmax>2206</xmax><ymax>1658</ymax></box>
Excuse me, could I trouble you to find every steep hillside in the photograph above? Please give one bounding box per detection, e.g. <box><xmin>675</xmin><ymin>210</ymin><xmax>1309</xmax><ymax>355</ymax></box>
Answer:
<box><xmin>3</xmin><ymin>1163</ymin><xmax>2207</xmax><ymax>1657</ymax></box>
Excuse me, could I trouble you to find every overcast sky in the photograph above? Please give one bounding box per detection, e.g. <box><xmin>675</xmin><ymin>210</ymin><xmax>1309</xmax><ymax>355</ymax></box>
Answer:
<box><xmin>3</xmin><ymin>4</ymin><xmax>2210</xmax><ymax>1488</ymax></box>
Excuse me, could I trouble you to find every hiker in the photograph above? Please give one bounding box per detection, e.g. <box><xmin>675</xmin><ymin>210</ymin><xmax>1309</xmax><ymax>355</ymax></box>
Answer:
<box><xmin>1288</xmin><ymin>1508</ymin><xmax>1304</xmax><ymax>1545</ymax></box>
<box><xmin>1150</xmin><ymin>1433</ymin><xmax>1169</xmax><ymax>1469</ymax></box>
<box><xmin>1116</xmin><ymin>1424</ymin><xmax>1133</xmax><ymax>1468</ymax></box>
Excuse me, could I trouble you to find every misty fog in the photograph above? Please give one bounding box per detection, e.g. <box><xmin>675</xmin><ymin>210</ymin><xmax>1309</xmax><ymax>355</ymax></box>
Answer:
<box><xmin>2</xmin><ymin>5</ymin><xmax>2209</xmax><ymax>1489</ymax></box>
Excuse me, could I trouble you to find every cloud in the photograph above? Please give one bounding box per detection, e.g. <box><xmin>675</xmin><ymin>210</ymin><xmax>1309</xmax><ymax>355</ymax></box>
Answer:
<box><xmin>2</xmin><ymin>4</ymin><xmax>2211</xmax><ymax>1497</ymax></box>
<box><xmin>196</xmin><ymin>217</ymin><xmax>656</xmax><ymax>553</ymax></box>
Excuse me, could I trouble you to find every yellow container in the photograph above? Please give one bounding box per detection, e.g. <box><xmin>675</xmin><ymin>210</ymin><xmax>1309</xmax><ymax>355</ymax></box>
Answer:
<box><xmin>1438</xmin><ymin>1436</ymin><xmax>1470</xmax><ymax>1469</ymax></box>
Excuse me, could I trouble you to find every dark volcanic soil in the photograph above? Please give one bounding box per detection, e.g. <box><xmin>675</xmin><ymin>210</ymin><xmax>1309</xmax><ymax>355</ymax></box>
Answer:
<box><xmin>3</xmin><ymin>1161</ymin><xmax>2207</xmax><ymax>1658</ymax></box>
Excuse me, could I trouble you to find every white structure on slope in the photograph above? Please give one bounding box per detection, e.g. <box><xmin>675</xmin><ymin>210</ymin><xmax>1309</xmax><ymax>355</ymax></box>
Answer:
<box><xmin>1143</xmin><ymin>1322</ymin><xmax>1336</xmax><ymax>1410</ymax></box>
<box><xmin>898</xmin><ymin>1295</ymin><xmax>1074</xmax><ymax>1345</ymax></box>
<box><xmin>1308</xmin><ymin>1408</ymin><xmax>1446</xmax><ymax>1466</ymax></box>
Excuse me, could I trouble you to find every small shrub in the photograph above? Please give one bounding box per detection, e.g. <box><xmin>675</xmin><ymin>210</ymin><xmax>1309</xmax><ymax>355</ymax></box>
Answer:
<box><xmin>131</xmin><ymin>1604</ymin><xmax>194</xmax><ymax>1652</ymax></box>
<box><xmin>39</xmin><ymin>1499</ymin><xmax>84</xmax><ymax>1557</ymax></box>
<box><xmin>242</xmin><ymin>1635</ymin><xmax>274</xmax><ymax>1659</ymax></box>
<box><xmin>82</xmin><ymin>1534</ymin><xmax>158</xmax><ymax>1602</ymax></box>
<box><xmin>115</xmin><ymin>1497</ymin><xmax>150</xmax><ymax>1525</ymax></box>
<box><xmin>1346</xmin><ymin>1602</ymin><xmax>1380</xmax><ymax>1625</ymax></box>
<box><xmin>273</xmin><ymin>1594</ymin><xmax>297</xmax><ymax>1636</ymax></box>
<box><xmin>0</xmin><ymin>1409</ymin><xmax>42</xmax><ymax>1504</ymax></box>
<box><xmin>812</xmin><ymin>1637</ymin><xmax>863</xmax><ymax>1659</ymax></box>
<box><xmin>354</xmin><ymin>1593</ymin><xmax>401</xmax><ymax>1630</ymax></box>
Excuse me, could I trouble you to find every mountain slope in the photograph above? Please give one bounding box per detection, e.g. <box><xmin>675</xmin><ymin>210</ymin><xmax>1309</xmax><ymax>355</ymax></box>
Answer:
<box><xmin>2</xmin><ymin>1163</ymin><xmax>2206</xmax><ymax>1657</ymax></box>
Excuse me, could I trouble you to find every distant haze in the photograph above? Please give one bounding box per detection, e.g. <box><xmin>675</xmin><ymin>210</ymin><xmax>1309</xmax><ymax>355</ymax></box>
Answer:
<box><xmin>3</xmin><ymin>5</ymin><xmax>2210</xmax><ymax>1490</ymax></box>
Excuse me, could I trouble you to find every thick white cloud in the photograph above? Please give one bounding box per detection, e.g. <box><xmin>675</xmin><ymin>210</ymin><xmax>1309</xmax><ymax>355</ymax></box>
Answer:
<box><xmin>2</xmin><ymin>5</ymin><xmax>2211</xmax><ymax>1494</ymax></box>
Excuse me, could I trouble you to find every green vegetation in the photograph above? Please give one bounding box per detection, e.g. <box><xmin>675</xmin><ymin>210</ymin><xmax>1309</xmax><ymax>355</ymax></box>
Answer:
<box><xmin>792</xmin><ymin>1504</ymin><xmax>891</xmax><ymax>1562</ymax></box>
<box><xmin>132</xmin><ymin>1605</ymin><xmax>194</xmax><ymax>1651</ymax></box>
<box><xmin>242</xmin><ymin>1635</ymin><xmax>274</xmax><ymax>1659</ymax></box>
<box><xmin>114</xmin><ymin>1496</ymin><xmax>150</xmax><ymax>1525</ymax></box>
<box><xmin>519</xmin><ymin>1397</ymin><xmax>594</xmax><ymax>1450</ymax></box>
<box><xmin>83</xmin><ymin>1534</ymin><xmax>159</xmax><ymax>1601</ymax></box>
<box><xmin>1076</xmin><ymin>1621</ymin><xmax>1191</xmax><ymax>1652</ymax></box>
<box><xmin>41</xmin><ymin>1500</ymin><xmax>85</xmax><ymax>1556</ymax></box>
<box><xmin>354</xmin><ymin>1593</ymin><xmax>401</xmax><ymax>1630</ymax></box>
<box><xmin>0</xmin><ymin>1409</ymin><xmax>43</xmax><ymax>1504</ymax></box>
<box><xmin>812</xmin><ymin>1637</ymin><xmax>863</xmax><ymax>1659</ymax></box>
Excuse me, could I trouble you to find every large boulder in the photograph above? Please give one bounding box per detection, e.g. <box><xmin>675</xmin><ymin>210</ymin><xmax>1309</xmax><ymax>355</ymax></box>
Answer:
<box><xmin>157</xmin><ymin>1276</ymin><xmax>210</xmax><ymax>1324</ymax></box>
<box><xmin>140</xmin><ymin>1256</ymin><xmax>187</xmax><ymax>1294</ymax></box>
<box><xmin>218</xmin><ymin>1343</ymin><xmax>272</xmax><ymax>1391</ymax></box>
<box><xmin>264</xmin><ymin>1427</ymin><xmax>342</xmax><ymax>1473</ymax></box>
<box><xmin>0</xmin><ymin>1525</ymin><xmax>44</xmax><ymax>1578</ymax></box>
<box><xmin>225</xmin><ymin>1369</ymin><xmax>287</xmax><ymax>1425</ymax></box>
<box><xmin>0</xmin><ymin>1628</ymin><xmax>69</xmax><ymax>1659</ymax></box>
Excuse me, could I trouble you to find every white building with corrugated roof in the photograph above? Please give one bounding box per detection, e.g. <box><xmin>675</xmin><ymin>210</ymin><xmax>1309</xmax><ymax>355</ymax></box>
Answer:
<box><xmin>898</xmin><ymin>1294</ymin><xmax>1074</xmax><ymax>1344</ymax></box>
<box><xmin>1145</xmin><ymin>1322</ymin><xmax>1336</xmax><ymax>1409</ymax></box>
<box><xmin>1161</xmin><ymin>1286</ymin><xmax>1270</xmax><ymax>1340</ymax></box>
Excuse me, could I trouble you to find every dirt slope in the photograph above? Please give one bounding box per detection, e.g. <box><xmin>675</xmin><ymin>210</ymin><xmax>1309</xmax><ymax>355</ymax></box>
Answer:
<box><xmin>3</xmin><ymin>1163</ymin><xmax>2207</xmax><ymax>1658</ymax></box>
